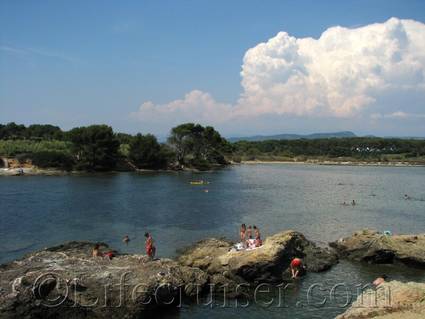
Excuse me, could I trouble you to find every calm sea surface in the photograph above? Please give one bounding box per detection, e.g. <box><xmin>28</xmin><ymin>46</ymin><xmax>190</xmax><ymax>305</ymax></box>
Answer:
<box><xmin>1</xmin><ymin>164</ymin><xmax>425</xmax><ymax>318</ymax></box>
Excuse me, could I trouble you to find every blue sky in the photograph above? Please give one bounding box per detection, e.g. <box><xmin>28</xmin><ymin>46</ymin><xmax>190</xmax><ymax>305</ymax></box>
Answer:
<box><xmin>1</xmin><ymin>0</ymin><xmax>425</xmax><ymax>137</ymax></box>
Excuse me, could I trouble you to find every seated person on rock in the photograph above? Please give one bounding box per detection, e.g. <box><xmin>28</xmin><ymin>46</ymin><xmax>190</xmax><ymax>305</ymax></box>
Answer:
<box><xmin>253</xmin><ymin>226</ymin><xmax>262</xmax><ymax>247</ymax></box>
<box><xmin>92</xmin><ymin>243</ymin><xmax>102</xmax><ymax>257</ymax></box>
<box><xmin>92</xmin><ymin>243</ymin><xmax>115</xmax><ymax>260</ymax></box>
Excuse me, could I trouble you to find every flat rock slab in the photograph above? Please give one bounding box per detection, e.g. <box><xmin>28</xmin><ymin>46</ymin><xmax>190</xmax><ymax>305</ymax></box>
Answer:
<box><xmin>330</xmin><ymin>230</ymin><xmax>425</xmax><ymax>268</ymax></box>
<box><xmin>0</xmin><ymin>241</ymin><xmax>208</xmax><ymax>319</ymax></box>
<box><xmin>336</xmin><ymin>280</ymin><xmax>425</xmax><ymax>319</ymax></box>
<box><xmin>178</xmin><ymin>230</ymin><xmax>338</xmax><ymax>283</ymax></box>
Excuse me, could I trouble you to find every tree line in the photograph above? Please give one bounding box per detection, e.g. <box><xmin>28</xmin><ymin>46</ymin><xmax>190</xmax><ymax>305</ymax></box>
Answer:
<box><xmin>1</xmin><ymin>122</ymin><xmax>425</xmax><ymax>170</ymax></box>
<box><xmin>232</xmin><ymin>138</ymin><xmax>425</xmax><ymax>160</ymax></box>
<box><xmin>0</xmin><ymin>122</ymin><xmax>231</xmax><ymax>171</ymax></box>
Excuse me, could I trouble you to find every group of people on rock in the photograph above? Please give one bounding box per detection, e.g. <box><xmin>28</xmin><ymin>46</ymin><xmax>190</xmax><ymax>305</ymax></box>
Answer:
<box><xmin>239</xmin><ymin>224</ymin><xmax>304</xmax><ymax>278</ymax></box>
<box><xmin>239</xmin><ymin>224</ymin><xmax>263</xmax><ymax>248</ymax></box>
<box><xmin>91</xmin><ymin>232</ymin><xmax>156</xmax><ymax>260</ymax></box>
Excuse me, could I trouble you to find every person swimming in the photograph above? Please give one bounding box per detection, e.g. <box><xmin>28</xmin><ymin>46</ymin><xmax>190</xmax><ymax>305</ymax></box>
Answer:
<box><xmin>123</xmin><ymin>235</ymin><xmax>130</xmax><ymax>245</ymax></box>
<box><xmin>240</xmin><ymin>224</ymin><xmax>246</xmax><ymax>242</ymax></box>
<box><xmin>404</xmin><ymin>194</ymin><xmax>411</xmax><ymax>200</ymax></box>
<box><xmin>145</xmin><ymin>232</ymin><xmax>156</xmax><ymax>260</ymax></box>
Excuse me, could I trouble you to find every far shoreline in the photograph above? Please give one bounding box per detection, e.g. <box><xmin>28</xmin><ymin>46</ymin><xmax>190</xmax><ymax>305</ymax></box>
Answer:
<box><xmin>239</xmin><ymin>160</ymin><xmax>425</xmax><ymax>167</ymax></box>
<box><xmin>1</xmin><ymin>160</ymin><xmax>424</xmax><ymax>176</ymax></box>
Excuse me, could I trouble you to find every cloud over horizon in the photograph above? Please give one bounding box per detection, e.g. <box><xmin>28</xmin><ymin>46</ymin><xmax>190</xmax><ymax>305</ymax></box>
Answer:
<box><xmin>132</xmin><ymin>18</ymin><xmax>425</xmax><ymax>135</ymax></box>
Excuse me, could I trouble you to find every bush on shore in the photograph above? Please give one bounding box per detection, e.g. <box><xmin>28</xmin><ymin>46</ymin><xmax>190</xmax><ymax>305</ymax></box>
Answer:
<box><xmin>29</xmin><ymin>151</ymin><xmax>75</xmax><ymax>170</ymax></box>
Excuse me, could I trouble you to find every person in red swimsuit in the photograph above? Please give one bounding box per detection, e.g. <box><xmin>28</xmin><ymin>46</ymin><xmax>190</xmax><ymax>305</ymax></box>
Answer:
<box><xmin>290</xmin><ymin>257</ymin><xmax>303</xmax><ymax>278</ymax></box>
<box><xmin>145</xmin><ymin>232</ymin><xmax>156</xmax><ymax>259</ymax></box>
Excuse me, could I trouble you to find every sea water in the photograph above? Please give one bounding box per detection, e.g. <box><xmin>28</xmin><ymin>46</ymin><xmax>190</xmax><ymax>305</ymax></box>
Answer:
<box><xmin>1</xmin><ymin>164</ymin><xmax>424</xmax><ymax>318</ymax></box>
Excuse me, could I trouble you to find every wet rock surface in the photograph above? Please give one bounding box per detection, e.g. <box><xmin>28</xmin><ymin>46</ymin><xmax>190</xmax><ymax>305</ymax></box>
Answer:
<box><xmin>178</xmin><ymin>230</ymin><xmax>338</xmax><ymax>284</ymax></box>
<box><xmin>0</xmin><ymin>241</ymin><xmax>207</xmax><ymax>319</ymax></box>
<box><xmin>336</xmin><ymin>280</ymin><xmax>425</xmax><ymax>319</ymax></box>
<box><xmin>330</xmin><ymin>230</ymin><xmax>425</xmax><ymax>268</ymax></box>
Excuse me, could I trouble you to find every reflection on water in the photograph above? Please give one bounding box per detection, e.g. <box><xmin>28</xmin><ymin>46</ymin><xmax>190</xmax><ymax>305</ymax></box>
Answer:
<box><xmin>1</xmin><ymin>164</ymin><xmax>425</xmax><ymax>318</ymax></box>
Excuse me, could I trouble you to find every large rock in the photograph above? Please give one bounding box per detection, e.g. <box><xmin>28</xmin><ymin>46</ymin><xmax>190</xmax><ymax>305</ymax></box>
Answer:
<box><xmin>336</xmin><ymin>280</ymin><xmax>425</xmax><ymax>319</ymax></box>
<box><xmin>330</xmin><ymin>230</ymin><xmax>425</xmax><ymax>268</ymax></box>
<box><xmin>0</xmin><ymin>241</ymin><xmax>208</xmax><ymax>319</ymax></box>
<box><xmin>178</xmin><ymin>230</ymin><xmax>338</xmax><ymax>284</ymax></box>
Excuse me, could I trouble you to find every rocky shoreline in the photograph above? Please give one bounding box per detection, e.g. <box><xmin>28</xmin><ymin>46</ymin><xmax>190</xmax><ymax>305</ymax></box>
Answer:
<box><xmin>330</xmin><ymin>229</ymin><xmax>425</xmax><ymax>268</ymax></box>
<box><xmin>336</xmin><ymin>281</ymin><xmax>425</xmax><ymax>319</ymax></box>
<box><xmin>1</xmin><ymin>230</ymin><xmax>424</xmax><ymax>318</ymax></box>
<box><xmin>1</xmin><ymin>159</ymin><xmax>424</xmax><ymax>177</ymax></box>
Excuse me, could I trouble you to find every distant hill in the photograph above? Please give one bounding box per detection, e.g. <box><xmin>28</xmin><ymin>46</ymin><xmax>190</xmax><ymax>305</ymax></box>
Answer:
<box><xmin>228</xmin><ymin>131</ymin><xmax>357</xmax><ymax>142</ymax></box>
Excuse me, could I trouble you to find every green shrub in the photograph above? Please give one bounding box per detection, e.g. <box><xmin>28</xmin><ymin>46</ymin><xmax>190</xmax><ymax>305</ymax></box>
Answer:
<box><xmin>31</xmin><ymin>151</ymin><xmax>74</xmax><ymax>170</ymax></box>
<box><xmin>0</xmin><ymin>140</ymin><xmax>71</xmax><ymax>156</ymax></box>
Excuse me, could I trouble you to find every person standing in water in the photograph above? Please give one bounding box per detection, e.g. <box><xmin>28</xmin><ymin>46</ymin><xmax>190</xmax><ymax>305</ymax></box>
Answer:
<box><xmin>145</xmin><ymin>232</ymin><xmax>156</xmax><ymax>260</ymax></box>
<box><xmin>290</xmin><ymin>257</ymin><xmax>303</xmax><ymax>279</ymax></box>
<box><xmin>352</xmin><ymin>200</ymin><xmax>356</xmax><ymax>206</ymax></box>
<box><xmin>123</xmin><ymin>235</ymin><xmax>130</xmax><ymax>245</ymax></box>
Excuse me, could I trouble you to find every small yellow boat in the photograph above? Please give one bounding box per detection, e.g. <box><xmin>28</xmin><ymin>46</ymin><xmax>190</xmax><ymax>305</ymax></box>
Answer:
<box><xmin>190</xmin><ymin>180</ymin><xmax>209</xmax><ymax>185</ymax></box>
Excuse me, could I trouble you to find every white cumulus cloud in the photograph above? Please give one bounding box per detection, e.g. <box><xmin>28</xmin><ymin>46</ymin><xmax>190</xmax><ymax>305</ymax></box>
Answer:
<box><xmin>131</xmin><ymin>18</ymin><xmax>425</xmax><ymax>135</ymax></box>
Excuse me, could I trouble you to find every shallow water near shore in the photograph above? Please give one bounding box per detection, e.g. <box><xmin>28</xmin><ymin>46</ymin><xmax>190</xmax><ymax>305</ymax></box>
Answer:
<box><xmin>1</xmin><ymin>164</ymin><xmax>425</xmax><ymax>318</ymax></box>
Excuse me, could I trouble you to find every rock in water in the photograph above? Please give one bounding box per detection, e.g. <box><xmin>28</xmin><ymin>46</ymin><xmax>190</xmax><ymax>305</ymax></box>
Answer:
<box><xmin>330</xmin><ymin>229</ymin><xmax>425</xmax><ymax>268</ymax></box>
<box><xmin>336</xmin><ymin>281</ymin><xmax>425</xmax><ymax>319</ymax></box>
<box><xmin>0</xmin><ymin>241</ymin><xmax>208</xmax><ymax>319</ymax></box>
<box><xmin>178</xmin><ymin>230</ymin><xmax>338</xmax><ymax>283</ymax></box>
